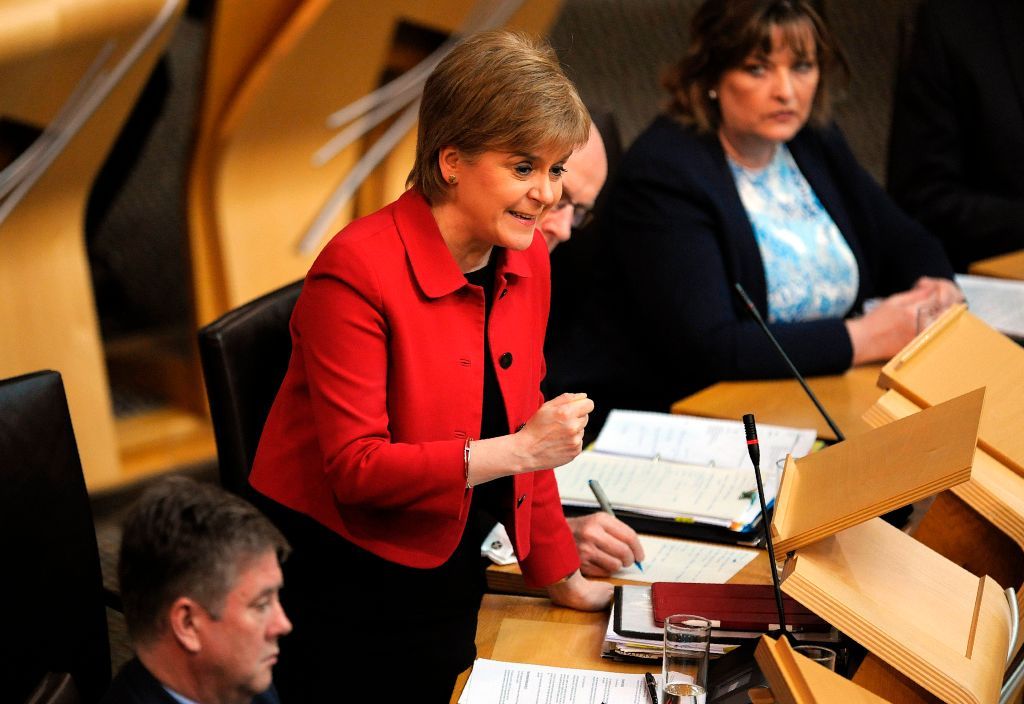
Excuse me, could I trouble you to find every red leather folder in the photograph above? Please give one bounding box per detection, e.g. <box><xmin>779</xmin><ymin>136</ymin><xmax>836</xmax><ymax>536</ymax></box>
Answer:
<box><xmin>651</xmin><ymin>582</ymin><xmax>829</xmax><ymax>632</ymax></box>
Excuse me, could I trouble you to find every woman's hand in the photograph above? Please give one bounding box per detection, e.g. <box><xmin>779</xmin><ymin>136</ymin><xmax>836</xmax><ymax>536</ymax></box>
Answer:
<box><xmin>846</xmin><ymin>287</ymin><xmax>936</xmax><ymax>365</ymax></box>
<box><xmin>515</xmin><ymin>392</ymin><xmax>594</xmax><ymax>471</ymax></box>
<box><xmin>466</xmin><ymin>392</ymin><xmax>593</xmax><ymax>486</ymax></box>
<box><xmin>912</xmin><ymin>276</ymin><xmax>964</xmax><ymax>310</ymax></box>
<box><xmin>546</xmin><ymin>569</ymin><xmax>613</xmax><ymax>611</ymax></box>
<box><xmin>566</xmin><ymin>513</ymin><xmax>646</xmax><ymax>577</ymax></box>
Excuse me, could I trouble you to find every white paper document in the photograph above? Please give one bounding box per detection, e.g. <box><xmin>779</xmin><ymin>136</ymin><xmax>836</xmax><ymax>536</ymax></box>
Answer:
<box><xmin>459</xmin><ymin>659</ymin><xmax>656</xmax><ymax>704</ymax></box>
<box><xmin>612</xmin><ymin>535</ymin><xmax>758</xmax><ymax>583</ymax></box>
<box><xmin>956</xmin><ymin>274</ymin><xmax>1024</xmax><ymax>339</ymax></box>
<box><xmin>556</xmin><ymin>452</ymin><xmax>768</xmax><ymax>528</ymax></box>
<box><xmin>595</xmin><ymin>409</ymin><xmax>816</xmax><ymax>472</ymax></box>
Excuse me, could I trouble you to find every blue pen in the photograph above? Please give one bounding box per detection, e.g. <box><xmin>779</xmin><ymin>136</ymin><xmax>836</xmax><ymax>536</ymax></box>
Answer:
<box><xmin>588</xmin><ymin>478</ymin><xmax>644</xmax><ymax>572</ymax></box>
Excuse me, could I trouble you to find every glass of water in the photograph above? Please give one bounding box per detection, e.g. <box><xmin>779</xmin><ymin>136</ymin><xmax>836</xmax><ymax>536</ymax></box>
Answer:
<box><xmin>662</xmin><ymin>614</ymin><xmax>711</xmax><ymax>704</ymax></box>
<box><xmin>793</xmin><ymin>644</ymin><xmax>837</xmax><ymax>671</ymax></box>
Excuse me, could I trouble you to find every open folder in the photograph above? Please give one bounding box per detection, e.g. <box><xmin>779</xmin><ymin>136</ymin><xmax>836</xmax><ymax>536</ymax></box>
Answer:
<box><xmin>555</xmin><ymin>411</ymin><xmax>816</xmax><ymax>544</ymax></box>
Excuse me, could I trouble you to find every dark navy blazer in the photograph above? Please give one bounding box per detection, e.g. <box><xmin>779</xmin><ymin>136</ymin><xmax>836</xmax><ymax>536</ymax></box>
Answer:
<box><xmin>99</xmin><ymin>658</ymin><xmax>281</xmax><ymax>704</ymax></box>
<box><xmin>592</xmin><ymin>116</ymin><xmax>953</xmax><ymax>411</ymax></box>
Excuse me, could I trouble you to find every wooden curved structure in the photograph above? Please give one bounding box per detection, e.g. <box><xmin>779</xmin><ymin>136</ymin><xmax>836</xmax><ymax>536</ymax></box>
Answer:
<box><xmin>865</xmin><ymin>390</ymin><xmax>1024</xmax><ymax>650</ymax></box>
<box><xmin>188</xmin><ymin>0</ymin><xmax>563</xmax><ymax>325</ymax></box>
<box><xmin>0</xmin><ymin>0</ymin><xmax>184</xmax><ymax>489</ymax></box>
<box><xmin>859</xmin><ymin>306</ymin><xmax>1024</xmax><ymax>701</ymax></box>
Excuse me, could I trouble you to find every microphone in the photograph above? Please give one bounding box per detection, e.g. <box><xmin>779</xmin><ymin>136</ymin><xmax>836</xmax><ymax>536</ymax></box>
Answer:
<box><xmin>735</xmin><ymin>286</ymin><xmax>914</xmax><ymax>530</ymax></box>
<box><xmin>743</xmin><ymin>412</ymin><xmax>788</xmax><ymax>636</ymax></box>
<box><xmin>733</xmin><ymin>283</ymin><xmax>845</xmax><ymax>442</ymax></box>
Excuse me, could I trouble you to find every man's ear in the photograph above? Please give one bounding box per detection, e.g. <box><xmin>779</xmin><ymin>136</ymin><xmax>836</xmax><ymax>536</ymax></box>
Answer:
<box><xmin>168</xmin><ymin>597</ymin><xmax>203</xmax><ymax>654</ymax></box>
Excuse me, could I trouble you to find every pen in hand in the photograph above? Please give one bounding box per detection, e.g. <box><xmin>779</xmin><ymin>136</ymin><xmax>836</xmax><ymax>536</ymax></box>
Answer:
<box><xmin>587</xmin><ymin>478</ymin><xmax>644</xmax><ymax>572</ymax></box>
<box><xmin>644</xmin><ymin>672</ymin><xmax>659</xmax><ymax>704</ymax></box>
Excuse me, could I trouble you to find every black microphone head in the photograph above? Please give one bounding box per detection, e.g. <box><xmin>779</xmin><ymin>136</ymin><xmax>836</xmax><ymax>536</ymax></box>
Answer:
<box><xmin>742</xmin><ymin>413</ymin><xmax>760</xmax><ymax>466</ymax></box>
<box><xmin>742</xmin><ymin>413</ymin><xmax>757</xmax><ymax>440</ymax></box>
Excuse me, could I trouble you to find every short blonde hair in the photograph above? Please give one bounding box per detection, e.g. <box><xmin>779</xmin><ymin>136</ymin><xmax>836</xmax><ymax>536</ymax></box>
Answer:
<box><xmin>409</xmin><ymin>30</ymin><xmax>590</xmax><ymax>203</ymax></box>
<box><xmin>663</xmin><ymin>0</ymin><xmax>848</xmax><ymax>133</ymax></box>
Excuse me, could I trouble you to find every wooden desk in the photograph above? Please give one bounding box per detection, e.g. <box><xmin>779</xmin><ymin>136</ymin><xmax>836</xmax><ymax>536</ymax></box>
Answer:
<box><xmin>449</xmin><ymin>594</ymin><xmax>650</xmax><ymax>703</ymax></box>
<box><xmin>969</xmin><ymin>249</ymin><xmax>1024</xmax><ymax>281</ymax></box>
<box><xmin>671</xmin><ymin>365</ymin><xmax>883</xmax><ymax>442</ymax></box>
<box><xmin>454</xmin><ymin>551</ymin><xmax>772</xmax><ymax>703</ymax></box>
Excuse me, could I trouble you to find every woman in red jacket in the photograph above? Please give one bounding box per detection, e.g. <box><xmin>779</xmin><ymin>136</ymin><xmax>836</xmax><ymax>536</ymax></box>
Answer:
<box><xmin>249</xmin><ymin>30</ymin><xmax>610</xmax><ymax>702</ymax></box>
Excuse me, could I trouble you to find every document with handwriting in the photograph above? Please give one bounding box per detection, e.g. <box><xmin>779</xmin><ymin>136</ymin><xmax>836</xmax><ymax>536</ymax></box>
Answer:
<box><xmin>612</xmin><ymin>535</ymin><xmax>758</xmax><ymax>583</ymax></box>
<box><xmin>594</xmin><ymin>410</ymin><xmax>816</xmax><ymax>472</ymax></box>
<box><xmin>556</xmin><ymin>452</ymin><xmax>764</xmax><ymax>527</ymax></box>
<box><xmin>458</xmin><ymin>659</ymin><xmax>655</xmax><ymax>704</ymax></box>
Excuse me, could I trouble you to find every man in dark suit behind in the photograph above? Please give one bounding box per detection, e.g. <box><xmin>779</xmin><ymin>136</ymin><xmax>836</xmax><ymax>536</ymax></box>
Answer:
<box><xmin>889</xmin><ymin>0</ymin><xmax>1024</xmax><ymax>271</ymax></box>
<box><xmin>101</xmin><ymin>477</ymin><xmax>291</xmax><ymax>704</ymax></box>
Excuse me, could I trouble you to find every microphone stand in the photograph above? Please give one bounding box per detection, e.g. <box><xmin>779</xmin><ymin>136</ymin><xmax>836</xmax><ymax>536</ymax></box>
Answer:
<box><xmin>743</xmin><ymin>412</ymin><xmax>788</xmax><ymax>638</ymax></box>
<box><xmin>734</xmin><ymin>283</ymin><xmax>845</xmax><ymax>442</ymax></box>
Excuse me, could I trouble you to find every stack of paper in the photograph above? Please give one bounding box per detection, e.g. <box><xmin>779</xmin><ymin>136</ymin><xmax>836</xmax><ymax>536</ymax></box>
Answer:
<box><xmin>605</xmin><ymin>585</ymin><xmax>839</xmax><ymax>663</ymax></box>
<box><xmin>458</xmin><ymin>659</ymin><xmax>655</xmax><ymax>704</ymax></box>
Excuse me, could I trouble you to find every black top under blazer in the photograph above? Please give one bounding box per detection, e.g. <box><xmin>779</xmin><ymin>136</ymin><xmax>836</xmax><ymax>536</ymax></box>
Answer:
<box><xmin>888</xmin><ymin>0</ymin><xmax>1024</xmax><ymax>271</ymax></box>
<box><xmin>99</xmin><ymin>658</ymin><xmax>281</xmax><ymax>704</ymax></box>
<box><xmin>593</xmin><ymin>115</ymin><xmax>953</xmax><ymax>412</ymax></box>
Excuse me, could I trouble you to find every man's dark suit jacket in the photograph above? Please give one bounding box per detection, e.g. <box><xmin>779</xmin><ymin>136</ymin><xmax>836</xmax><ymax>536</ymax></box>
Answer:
<box><xmin>99</xmin><ymin>658</ymin><xmax>281</xmax><ymax>704</ymax></box>
<box><xmin>584</xmin><ymin>115</ymin><xmax>952</xmax><ymax>414</ymax></box>
<box><xmin>889</xmin><ymin>0</ymin><xmax>1024</xmax><ymax>271</ymax></box>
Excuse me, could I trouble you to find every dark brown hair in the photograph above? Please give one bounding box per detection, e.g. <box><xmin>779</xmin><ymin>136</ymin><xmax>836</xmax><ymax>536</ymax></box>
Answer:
<box><xmin>118</xmin><ymin>477</ymin><xmax>290</xmax><ymax>644</ymax></box>
<box><xmin>663</xmin><ymin>0</ymin><xmax>848</xmax><ymax>132</ymax></box>
<box><xmin>409</xmin><ymin>30</ymin><xmax>590</xmax><ymax>203</ymax></box>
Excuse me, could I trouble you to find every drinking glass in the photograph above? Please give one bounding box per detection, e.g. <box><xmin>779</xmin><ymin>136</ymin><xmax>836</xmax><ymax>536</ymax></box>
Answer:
<box><xmin>793</xmin><ymin>644</ymin><xmax>837</xmax><ymax>671</ymax></box>
<box><xmin>662</xmin><ymin>614</ymin><xmax>711</xmax><ymax>704</ymax></box>
<box><xmin>916</xmin><ymin>296</ymin><xmax>941</xmax><ymax>333</ymax></box>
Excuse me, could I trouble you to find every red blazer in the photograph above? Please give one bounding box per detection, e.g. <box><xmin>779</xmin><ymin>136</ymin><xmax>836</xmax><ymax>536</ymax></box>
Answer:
<box><xmin>250</xmin><ymin>189</ymin><xmax>579</xmax><ymax>587</ymax></box>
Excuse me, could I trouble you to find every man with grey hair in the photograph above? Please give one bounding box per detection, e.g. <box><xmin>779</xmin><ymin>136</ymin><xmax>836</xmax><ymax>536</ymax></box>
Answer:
<box><xmin>101</xmin><ymin>477</ymin><xmax>291</xmax><ymax>704</ymax></box>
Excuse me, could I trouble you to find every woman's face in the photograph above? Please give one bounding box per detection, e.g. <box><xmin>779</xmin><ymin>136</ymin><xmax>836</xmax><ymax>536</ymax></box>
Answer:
<box><xmin>715</xmin><ymin>23</ymin><xmax>820</xmax><ymax>162</ymax></box>
<box><xmin>442</xmin><ymin>146</ymin><xmax>570</xmax><ymax>251</ymax></box>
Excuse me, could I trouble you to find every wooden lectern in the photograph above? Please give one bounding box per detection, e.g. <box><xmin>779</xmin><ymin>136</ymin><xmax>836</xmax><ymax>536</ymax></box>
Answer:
<box><xmin>863</xmin><ymin>305</ymin><xmax>1024</xmax><ymax>662</ymax></box>
<box><xmin>878</xmin><ymin>305</ymin><xmax>1024</xmax><ymax>477</ymax></box>
<box><xmin>770</xmin><ymin>391</ymin><xmax>1012</xmax><ymax>704</ymax></box>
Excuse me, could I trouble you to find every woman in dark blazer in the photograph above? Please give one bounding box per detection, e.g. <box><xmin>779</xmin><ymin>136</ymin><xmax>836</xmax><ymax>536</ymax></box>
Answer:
<box><xmin>596</xmin><ymin>0</ymin><xmax>960</xmax><ymax>413</ymax></box>
<box><xmin>249</xmin><ymin>31</ymin><xmax>610</xmax><ymax>702</ymax></box>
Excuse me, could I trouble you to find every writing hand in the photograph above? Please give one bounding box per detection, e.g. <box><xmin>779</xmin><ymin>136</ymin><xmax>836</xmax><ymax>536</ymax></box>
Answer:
<box><xmin>567</xmin><ymin>512</ymin><xmax>645</xmax><ymax>577</ymax></box>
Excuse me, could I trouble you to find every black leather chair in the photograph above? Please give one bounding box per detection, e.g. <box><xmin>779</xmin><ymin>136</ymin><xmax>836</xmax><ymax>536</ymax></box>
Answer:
<box><xmin>0</xmin><ymin>371</ymin><xmax>110</xmax><ymax>704</ymax></box>
<box><xmin>198</xmin><ymin>280</ymin><xmax>303</xmax><ymax>497</ymax></box>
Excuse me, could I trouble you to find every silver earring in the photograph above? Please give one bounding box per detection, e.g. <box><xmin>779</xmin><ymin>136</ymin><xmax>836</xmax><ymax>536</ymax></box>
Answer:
<box><xmin>708</xmin><ymin>89</ymin><xmax>718</xmax><ymax>100</ymax></box>
<box><xmin>448</xmin><ymin>174</ymin><xmax>457</xmax><ymax>185</ymax></box>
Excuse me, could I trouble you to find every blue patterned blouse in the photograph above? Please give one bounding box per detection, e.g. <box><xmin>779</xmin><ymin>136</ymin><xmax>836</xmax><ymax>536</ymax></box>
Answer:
<box><xmin>728</xmin><ymin>145</ymin><xmax>859</xmax><ymax>323</ymax></box>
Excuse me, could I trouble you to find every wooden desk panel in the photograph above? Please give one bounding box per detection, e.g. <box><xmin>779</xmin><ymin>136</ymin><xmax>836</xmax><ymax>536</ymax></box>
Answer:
<box><xmin>969</xmin><ymin>249</ymin><xmax>1024</xmax><ymax>281</ymax></box>
<box><xmin>671</xmin><ymin>365</ymin><xmax>883</xmax><ymax>442</ymax></box>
